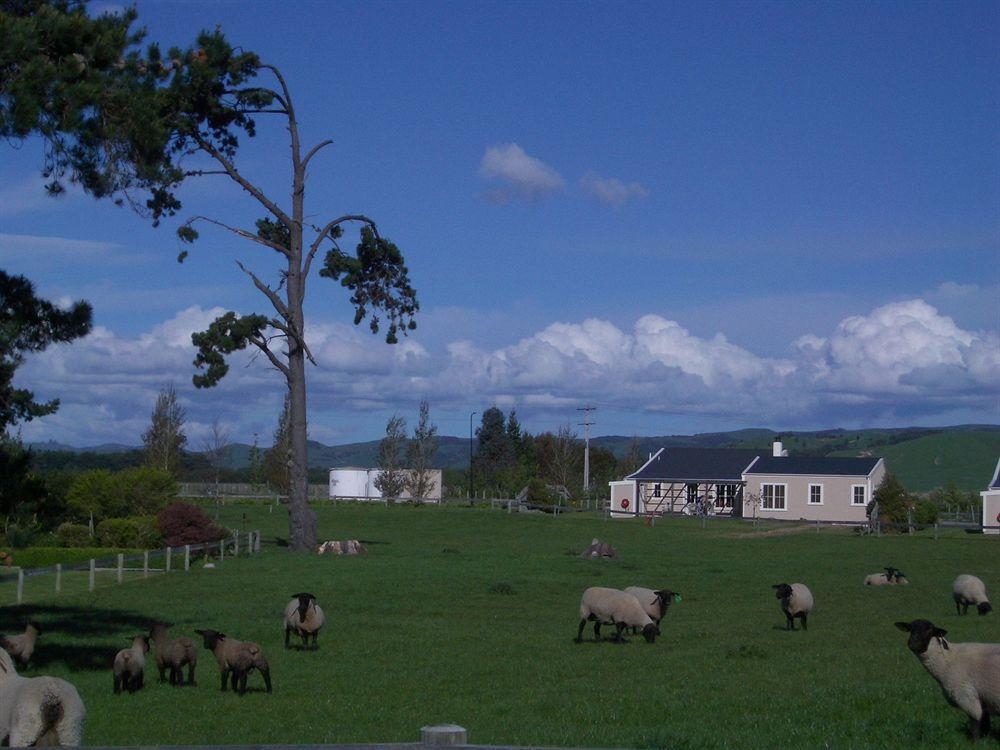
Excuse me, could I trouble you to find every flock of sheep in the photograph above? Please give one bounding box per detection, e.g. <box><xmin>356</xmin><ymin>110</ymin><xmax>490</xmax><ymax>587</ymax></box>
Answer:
<box><xmin>576</xmin><ymin>570</ymin><xmax>999</xmax><ymax>741</ymax></box>
<box><xmin>0</xmin><ymin>592</ymin><xmax>325</xmax><ymax>746</ymax></box>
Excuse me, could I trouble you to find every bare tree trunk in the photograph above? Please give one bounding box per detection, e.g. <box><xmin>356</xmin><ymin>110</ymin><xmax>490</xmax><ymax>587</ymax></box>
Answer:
<box><xmin>286</xmin><ymin>348</ymin><xmax>315</xmax><ymax>551</ymax></box>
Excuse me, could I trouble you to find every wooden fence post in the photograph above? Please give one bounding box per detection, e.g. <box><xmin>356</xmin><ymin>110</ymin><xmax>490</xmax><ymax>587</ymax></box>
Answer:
<box><xmin>88</xmin><ymin>559</ymin><xmax>95</xmax><ymax>591</ymax></box>
<box><xmin>246</xmin><ymin>531</ymin><xmax>252</xmax><ymax>554</ymax></box>
<box><xmin>117</xmin><ymin>553</ymin><xmax>124</xmax><ymax>584</ymax></box>
<box><xmin>143</xmin><ymin>551</ymin><xmax>149</xmax><ymax>578</ymax></box>
<box><xmin>220</xmin><ymin>538</ymin><xmax>225</xmax><ymax>562</ymax></box>
<box><xmin>166</xmin><ymin>547</ymin><xmax>172</xmax><ymax>572</ymax></box>
<box><xmin>55</xmin><ymin>563</ymin><xmax>61</xmax><ymax>595</ymax></box>
<box><xmin>234</xmin><ymin>532</ymin><xmax>239</xmax><ymax>556</ymax></box>
<box><xmin>256</xmin><ymin>531</ymin><xmax>261</xmax><ymax>552</ymax></box>
<box><xmin>16</xmin><ymin>568</ymin><xmax>24</xmax><ymax>604</ymax></box>
<box><xmin>934</xmin><ymin>523</ymin><xmax>938</xmax><ymax>540</ymax></box>
<box><xmin>184</xmin><ymin>545</ymin><xmax>190</xmax><ymax>571</ymax></box>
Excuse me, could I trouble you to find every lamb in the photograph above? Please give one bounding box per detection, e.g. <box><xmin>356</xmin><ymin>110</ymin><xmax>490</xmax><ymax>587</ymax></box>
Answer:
<box><xmin>149</xmin><ymin>622</ymin><xmax>197</xmax><ymax>686</ymax></box>
<box><xmin>575</xmin><ymin>586</ymin><xmax>660</xmax><ymax>643</ymax></box>
<box><xmin>0</xmin><ymin>622</ymin><xmax>41</xmax><ymax>669</ymax></box>
<box><xmin>953</xmin><ymin>574</ymin><xmax>992</xmax><ymax>616</ymax></box>
<box><xmin>283</xmin><ymin>593</ymin><xmax>325</xmax><ymax>650</ymax></box>
<box><xmin>112</xmin><ymin>635</ymin><xmax>150</xmax><ymax>694</ymax></box>
<box><xmin>895</xmin><ymin>618</ymin><xmax>1000</xmax><ymax>740</ymax></box>
<box><xmin>623</xmin><ymin>586</ymin><xmax>681</xmax><ymax>634</ymax></box>
<box><xmin>195</xmin><ymin>628</ymin><xmax>272</xmax><ymax>696</ymax></box>
<box><xmin>864</xmin><ymin>566</ymin><xmax>908</xmax><ymax>586</ymax></box>
<box><xmin>0</xmin><ymin>647</ymin><xmax>86</xmax><ymax>746</ymax></box>
<box><xmin>772</xmin><ymin>583</ymin><xmax>814</xmax><ymax>630</ymax></box>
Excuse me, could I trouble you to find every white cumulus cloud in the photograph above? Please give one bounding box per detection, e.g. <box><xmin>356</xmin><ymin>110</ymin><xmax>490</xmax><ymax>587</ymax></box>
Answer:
<box><xmin>579</xmin><ymin>171</ymin><xmax>649</xmax><ymax>206</ymax></box>
<box><xmin>478</xmin><ymin>143</ymin><xmax>565</xmax><ymax>202</ymax></box>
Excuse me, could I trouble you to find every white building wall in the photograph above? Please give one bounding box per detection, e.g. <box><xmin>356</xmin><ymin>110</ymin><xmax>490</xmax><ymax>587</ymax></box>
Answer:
<box><xmin>982</xmin><ymin>491</ymin><xmax>1000</xmax><ymax>535</ymax></box>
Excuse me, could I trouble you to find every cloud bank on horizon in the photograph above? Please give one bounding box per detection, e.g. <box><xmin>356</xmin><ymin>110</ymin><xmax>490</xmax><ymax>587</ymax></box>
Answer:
<box><xmin>15</xmin><ymin>295</ymin><xmax>999</xmax><ymax>446</ymax></box>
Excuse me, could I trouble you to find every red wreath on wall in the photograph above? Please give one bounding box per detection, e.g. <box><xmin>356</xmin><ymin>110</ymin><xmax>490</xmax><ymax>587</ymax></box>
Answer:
<box><xmin>621</xmin><ymin>498</ymin><xmax>630</xmax><ymax>509</ymax></box>
<box><xmin>995</xmin><ymin>511</ymin><xmax>1000</xmax><ymax>523</ymax></box>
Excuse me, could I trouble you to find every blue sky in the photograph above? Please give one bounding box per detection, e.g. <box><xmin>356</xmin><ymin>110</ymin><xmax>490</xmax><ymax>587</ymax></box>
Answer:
<box><xmin>2</xmin><ymin>0</ymin><xmax>998</xmax><ymax>446</ymax></box>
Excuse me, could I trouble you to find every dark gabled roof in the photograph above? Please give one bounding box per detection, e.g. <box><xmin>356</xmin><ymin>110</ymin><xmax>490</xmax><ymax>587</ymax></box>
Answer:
<box><xmin>989</xmin><ymin>457</ymin><xmax>1000</xmax><ymax>490</ymax></box>
<box><xmin>747</xmin><ymin>455</ymin><xmax>881</xmax><ymax>477</ymax></box>
<box><xmin>628</xmin><ymin>448</ymin><xmax>761</xmax><ymax>482</ymax></box>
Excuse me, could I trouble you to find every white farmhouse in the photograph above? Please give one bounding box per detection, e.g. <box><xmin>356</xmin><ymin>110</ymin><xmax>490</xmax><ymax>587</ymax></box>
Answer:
<box><xmin>982</xmin><ymin>457</ymin><xmax>1000</xmax><ymax>535</ymax></box>
<box><xmin>610</xmin><ymin>441</ymin><xmax>885</xmax><ymax>524</ymax></box>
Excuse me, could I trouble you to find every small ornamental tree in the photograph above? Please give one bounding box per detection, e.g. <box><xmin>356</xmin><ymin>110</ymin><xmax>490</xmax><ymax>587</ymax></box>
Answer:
<box><xmin>375</xmin><ymin>415</ymin><xmax>407</xmax><ymax>501</ymax></box>
<box><xmin>869</xmin><ymin>473</ymin><xmax>912</xmax><ymax>531</ymax></box>
<box><xmin>142</xmin><ymin>384</ymin><xmax>187</xmax><ymax>476</ymax></box>
<box><xmin>156</xmin><ymin>501</ymin><xmax>228</xmax><ymax>547</ymax></box>
<box><xmin>405</xmin><ymin>400</ymin><xmax>437</xmax><ymax>500</ymax></box>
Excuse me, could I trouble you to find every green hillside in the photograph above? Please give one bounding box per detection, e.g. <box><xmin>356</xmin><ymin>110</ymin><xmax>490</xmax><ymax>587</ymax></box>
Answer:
<box><xmin>830</xmin><ymin>430</ymin><xmax>1000</xmax><ymax>493</ymax></box>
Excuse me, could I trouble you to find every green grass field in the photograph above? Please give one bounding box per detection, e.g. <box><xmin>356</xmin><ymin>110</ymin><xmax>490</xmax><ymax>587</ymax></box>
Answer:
<box><xmin>1</xmin><ymin>504</ymin><xmax>998</xmax><ymax>749</ymax></box>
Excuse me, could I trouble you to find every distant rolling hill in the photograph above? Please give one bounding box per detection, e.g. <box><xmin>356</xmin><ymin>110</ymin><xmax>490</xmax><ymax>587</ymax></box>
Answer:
<box><xmin>26</xmin><ymin>425</ymin><xmax>1000</xmax><ymax>491</ymax></box>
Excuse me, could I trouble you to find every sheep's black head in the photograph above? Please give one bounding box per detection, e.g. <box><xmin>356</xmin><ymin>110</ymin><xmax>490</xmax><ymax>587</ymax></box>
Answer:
<box><xmin>895</xmin><ymin>619</ymin><xmax>948</xmax><ymax>654</ymax></box>
<box><xmin>26</xmin><ymin>621</ymin><xmax>41</xmax><ymax>634</ymax></box>
<box><xmin>194</xmin><ymin>628</ymin><xmax>225</xmax><ymax>650</ymax></box>
<box><xmin>978</xmin><ymin>602</ymin><xmax>992</xmax><ymax>616</ymax></box>
<box><xmin>772</xmin><ymin>583</ymin><xmax>792</xmax><ymax>600</ymax></box>
<box><xmin>641</xmin><ymin>623</ymin><xmax>660</xmax><ymax>644</ymax></box>
<box><xmin>292</xmin><ymin>592</ymin><xmax>317</xmax><ymax>621</ymax></box>
<box><xmin>884</xmin><ymin>566</ymin><xmax>897</xmax><ymax>579</ymax></box>
<box><xmin>892</xmin><ymin>570</ymin><xmax>907</xmax><ymax>582</ymax></box>
<box><xmin>653</xmin><ymin>589</ymin><xmax>680</xmax><ymax>611</ymax></box>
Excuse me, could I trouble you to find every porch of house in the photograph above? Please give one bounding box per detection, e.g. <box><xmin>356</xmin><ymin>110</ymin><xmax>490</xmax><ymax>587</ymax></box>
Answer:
<box><xmin>639</xmin><ymin>480</ymin><xmax>745</xmax><ymax>517</ymax></box>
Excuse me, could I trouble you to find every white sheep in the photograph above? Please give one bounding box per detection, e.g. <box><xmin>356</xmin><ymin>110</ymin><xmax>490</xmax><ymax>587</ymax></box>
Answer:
<box><xmin>0</xmin><ymin>647</ymin><xmax>85</xmax><ymax>746</ymax></box>
<box><xmin>284</xmin><ymin>593</ymin><xmax>325</xmax><ymax>650</ymax></box>
<box><xmin>953</xmin><ymin>574</ymin><xmax>992</xmax><ymax>616</ymax></box>
<box><xmin>575</xmin><ymin>586</ymin><xmax>660</xmax><ymax>643</ymax></box>
<box><xmin>112</xmin><ymin>635</ymin><xmax>150</xmax><ymax>694</ymax></box>
<box><xmin>623</xmin><ymin>586</ymin><xmax>681</xmax><ymax>634</ymax></box>
<box><xmin>772</xmin><ymin>583</ymin><xmax>814</xmax><ymax>630</ymax></box>
<box><xmin>896</xmin><ymin>618</ymin><xmax>1000</xmax><ymax>740</ymax></box>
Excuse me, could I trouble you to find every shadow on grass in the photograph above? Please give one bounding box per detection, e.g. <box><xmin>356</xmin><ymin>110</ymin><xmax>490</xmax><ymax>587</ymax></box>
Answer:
<box><xmin>0</xmin><ymin>604</ymin><xmax>154</xmax><ymax>672</ymax></box>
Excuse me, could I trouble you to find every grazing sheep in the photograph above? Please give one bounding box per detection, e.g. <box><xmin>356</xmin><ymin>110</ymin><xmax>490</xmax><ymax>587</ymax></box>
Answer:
<box><xmin>895</xmin><ymin>619</ymin><xmax>1000</xmax><ymax>740</ymax></box>
<box><xmin>575</xmin><ymin>586</ymin><xmax>660</xmax><ymax>644</ymax></box>
<box><xmin>0</xmin><ymin>622</ymin><xmax>41</xmax><ymax>669</ymax></box>
<box><xmin>623</xmin><ymin>586</ymin><xmax>681</xmax><ymax>635</ymax></box>
<box><xmin>283</xmin><ymin>593</ymin><xmax>325</xmax><ymax>650</ymax></box>
<box><xmin>195</xmin><ymin>628</ymin><xmax>272</xmax><ymax>696</ymax></box>
<box><xmin>953</xmin><ymin>575</ymin><xmax>992</xmax><ymax>616</ymax></box>
<box><xmin>864</xmin><ymin>567</ymin><xmax>909</xmax><ymax>586</ymax></box>
<box><xmin>772</xmin><ymin>583</ymin><xmax>814</xmax><ymax>631</ymax></box>
<box><xmin>0</xmin><ymin>647</ymin><xmax>85</xmax><ymax>746</ymax></box>
<box><xmin>112</xmin><ymin>635</ymin><xmax>150</xmax><ymax>694</ymax></box>
<box><xmin>149</xmin><ymin>622</ymin><xmax>197</xmax><ymax>686</ymax></box>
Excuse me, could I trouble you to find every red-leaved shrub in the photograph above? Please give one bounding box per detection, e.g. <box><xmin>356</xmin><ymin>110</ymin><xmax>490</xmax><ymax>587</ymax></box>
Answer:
<box><xmin>156</xmin><ymin>502</ymin><xmax>228</xmax><ymax>547</ymax></box>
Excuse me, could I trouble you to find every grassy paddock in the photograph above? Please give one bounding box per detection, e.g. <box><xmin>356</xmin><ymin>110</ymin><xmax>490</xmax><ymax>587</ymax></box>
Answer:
<box><xmin>1</xmin><ymin>504</ymin><xmax>998</xmax><ymax>749</ymax></box>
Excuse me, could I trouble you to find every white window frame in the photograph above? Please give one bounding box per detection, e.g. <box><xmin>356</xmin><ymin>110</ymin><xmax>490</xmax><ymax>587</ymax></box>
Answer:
<box><xmin>851</xmin><ymin>484</ymin><xmax>867</xmax><ymax>506</ymax></box>
<box><xmin>808</xmin><ymin>483</ymin><xmax>823</xmax><ymax>505</ymax></box>
<box><xmin>760</xmin><ymin>483</ymin><xmax>787</xmax><ymax>511</ymax></box>
<box><xmin>714</xmin><ymin>484</ymin><xmax>736</xmax><ymax>510</ymax></box>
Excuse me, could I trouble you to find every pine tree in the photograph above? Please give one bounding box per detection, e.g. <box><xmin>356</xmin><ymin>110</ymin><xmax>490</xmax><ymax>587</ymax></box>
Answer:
<box><xmin>263</xmin><ymin>394</ymin><xmax>291</xmax><ymax>495</ymax></box>
<box><xmin>142</xmin><ymin>384</ymin><xmax>187</xmax><ymax>477</ymax></box>
<box><xmin>405</xmin><ymin>400</ymin><xmax>438</xmax><ymax>499</ymax></box>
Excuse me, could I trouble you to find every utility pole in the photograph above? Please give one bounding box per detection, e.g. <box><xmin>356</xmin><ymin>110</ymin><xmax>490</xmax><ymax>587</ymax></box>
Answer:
<box><xmin>577</xmin><ymin>405</ymin><xmax>596</xmax><ymax>494</ymax></box>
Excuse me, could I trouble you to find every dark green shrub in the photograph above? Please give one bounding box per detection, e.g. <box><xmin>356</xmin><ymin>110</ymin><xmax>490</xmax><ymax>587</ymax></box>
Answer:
<box><xmin>56</xmin><ymin>522</ymin><xmax>92</xmax><ymax>547</ymax></box>
<box><xmin>4</xmin><ymin>523</ymin><xmax>39</xmax><ymax>549</ymax></box>
<box><xmin>95</xmin><ymin>516</ymin><xmax>164</xmax><ymax>548</ymax></box>
<box><xmin>914</xmin><ymin>499</ymin><xmax>940</xmax><ymax>526</ymax></box>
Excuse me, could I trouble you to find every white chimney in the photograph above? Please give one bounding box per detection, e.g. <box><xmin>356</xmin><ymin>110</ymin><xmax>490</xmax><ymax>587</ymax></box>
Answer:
<box><xmin>772</xmin><ymin>440</ymin><xmax>788</xmax><ymax>457</ymax></box>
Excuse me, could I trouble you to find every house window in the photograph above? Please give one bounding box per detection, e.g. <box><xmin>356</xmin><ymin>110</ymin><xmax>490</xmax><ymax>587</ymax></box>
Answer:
<box><xmin>653</xmin><ymin>483</ymin><xmax>662</xmax><ymax>498</ymax></box>
<box><xmin>686</xmin><ymin>484</ymin><xmax>699</xmax><ymax>504</ymax></box>
<box><xmin>715</xmin><ymin>484</ymin><xmax>736</xmax><ymax>509</ymax></box>
<box><xmin>852</xmin><ymin>485</ymin><xmax>867</xmax><ymax>506</ymax></box>
<box><xmin>761</xmin><ymin>484</ymin><xmax>786</xmax><ymax>511</ymax></box>
<box><xmin>808</xmin><ymin>484</ymin><xmax>823</xmax><ymax>505</ymax></box>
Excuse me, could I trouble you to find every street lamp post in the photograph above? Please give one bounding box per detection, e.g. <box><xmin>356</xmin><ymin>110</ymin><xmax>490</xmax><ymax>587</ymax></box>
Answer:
<box><xmin>469</xmin><ymin>411</ymin><xmax>477</xmax><ymax>500</ymax></box>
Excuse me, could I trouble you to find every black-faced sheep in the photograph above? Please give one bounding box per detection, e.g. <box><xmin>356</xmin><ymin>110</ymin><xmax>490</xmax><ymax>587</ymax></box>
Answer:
<box><xmin>195</xmin><ymin>628</ymin><xmax>272</xmax><ymax>696</ymax></box>
<box><xmin>896</xmin><ymin>618</ymin><xmax>1000</xmax><ymax>740</ymax></box>
<box><xmin>623</xmin><ymin>586</ymin><xmax>681</xmax><ymax>635</ymax></box>
<box><xmin>283</xmin><ymin>593</ymin><xmax>325</xmax><ymax>650</ymax></box>
<box><xmin>112</xmin><ymin>635</ymin><xmax>150</xmax><ymax>694</ymax></box>
<box><xmin>149</xmin><ymin>622</ymin><xmax>197</xmax><ymax>686</ymax></box>
<box><xmin>0</xmin><ymin>622</ymin><xmax>41</xmax><ymax>669</ymax></box>
<box><xmin>772</xmin><ymin>583</ymin><xmax>813</xmax><ymax>630</ymax></box>
<box><xmin>0</xmin><ymin>647</ymin><xmax>85</xmax><ymax>746</ymax></box>
<box><xmin>953</xmin><ymin>574</ymin><xmax>992</xmax><ymax>616</ymax></box>
<box><xmin>575</xmin><ymin>586</ymin><xmax>660</xmax><ymax>644</ymax></box>
<box><xmin>864</xmin><ymin>567</ymin><xmax>908</xmax><ymax>586</ymax></box>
